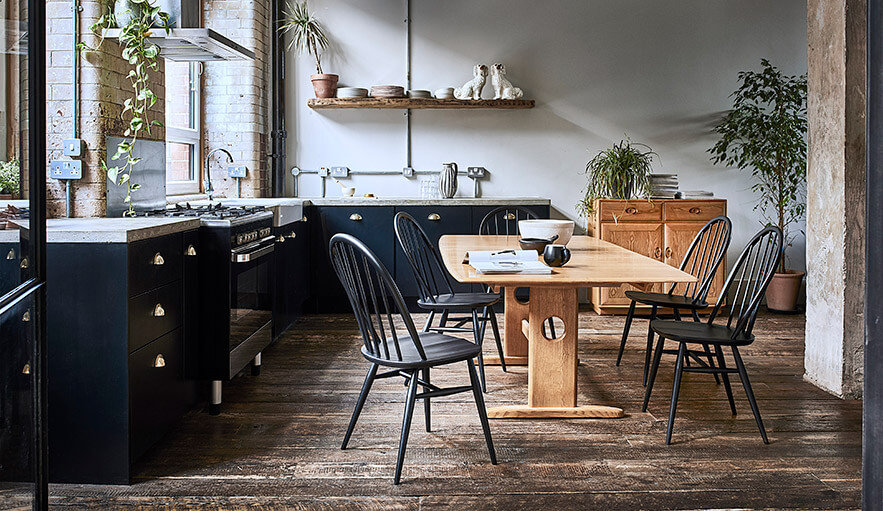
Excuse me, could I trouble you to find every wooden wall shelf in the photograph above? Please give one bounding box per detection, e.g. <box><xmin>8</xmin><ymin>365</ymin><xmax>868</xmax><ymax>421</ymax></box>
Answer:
<box><xmin>307</xmin><ymin>98</ymin><xmax>535</xmax><ymax>110</ymax></box>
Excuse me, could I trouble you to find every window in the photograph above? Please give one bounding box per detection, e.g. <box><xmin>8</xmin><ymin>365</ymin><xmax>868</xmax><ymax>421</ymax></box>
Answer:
<box><xmin>165</xmin><ymin>61</ymin><xmax>201</xmax><ymax>195</ymax></box>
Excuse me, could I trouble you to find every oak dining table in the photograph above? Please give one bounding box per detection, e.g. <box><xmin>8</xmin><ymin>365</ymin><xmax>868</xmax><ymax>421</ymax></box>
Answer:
<box><xmin>438</xmin><ymin>234</ymin><xmax>698</xmax><ymax>419</ymax></box>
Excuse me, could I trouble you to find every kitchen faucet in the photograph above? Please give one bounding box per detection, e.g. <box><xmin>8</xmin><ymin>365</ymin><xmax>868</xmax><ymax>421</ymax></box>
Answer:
<box><xmin>204</xmin><ymin>148</ymin><xmax>234</xmax><ymax>201</ymax></box>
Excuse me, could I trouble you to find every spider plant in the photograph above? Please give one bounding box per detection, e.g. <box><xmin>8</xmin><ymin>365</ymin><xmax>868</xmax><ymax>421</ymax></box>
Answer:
<box><xmin>280</xmin><ymin>1</ymin><xmax>329</xmax><ymax>75</ymax></box>
<box><xmin>577</xmin><ymin>139</ymin><xmax>656</xmax><ymax>217</ymax></box>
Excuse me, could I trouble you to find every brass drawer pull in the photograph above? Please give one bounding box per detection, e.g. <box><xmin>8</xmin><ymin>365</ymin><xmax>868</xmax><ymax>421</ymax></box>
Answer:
<box><xmin>427</xmin><ymin>213</ymin><xmax>441</xmax><ymax>221</ymax></box>
<box><xmin>654</xmin><ymin>247</ymin><xmax>662</xmax><ymax>259</ymax></box>
<box><xmin>152</xmin><ymin>252</ymin><xmax>165</xmax><ymax>265</ymax></box>
<box><xmin>504</xmin><ymin>212</ymin><xmax>516</xmax><ymax>221</ymax></box>
<box><xmin>22</xmin><ymin>310</ymin><xmax>30</xmax><ymax>322</ymax></box>
<box><xmin>186</xmin><ymin>245</ymin><xmax>197</xmax><ymax>256</ymax></box>
<box><xmin>20</xmin><ymin>257</ymin><xmax>28</xmax><ymax>269</ymax></box>
<box><xmin>153</xmin><ymin>354</ymin><xmax>166</xmax><ymax>368</ymax></box>
<box><xmin>349</xmin><ymin>213</ymin><xmax>362</xmax><ymax>221</ymax></box>
<box><xmin>302</xmin><ymin>215</ymin><xmax>308</xmax><ymax>222</ymax></box>
<box><xmin>689</xmin><ymin>207</ymin><xmax>701</xmax><ymax>214</ymax></box>
<box><xmin>6</xmin><ymin>249</ymin><xmax>14</xmax><ymax>260</ymax></box>
<box><xmin>153</xmin><ymin>303</ymin><xmax>165</xmax><ymax>317</ymax></box>
<box><xmin>665</xmin><ymin>247</ymin><xmax>673</xmax><ymax>259</ymax></box>
<box><xmin>625</xmin><ymin>207</ymin><xmax>638</xmax><ymax>215</ymax></box>
<box><xmin>22</xmin><ymin>363</ymin><xmax>30</xmax><ymax>375</ymax></box>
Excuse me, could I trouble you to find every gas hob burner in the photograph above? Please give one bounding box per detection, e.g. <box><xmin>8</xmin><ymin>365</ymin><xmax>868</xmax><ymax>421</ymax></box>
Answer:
<box><xmin>167</xmin><ymin>202</ymin><xmax>268</xmax><ymax>219</ymax></box>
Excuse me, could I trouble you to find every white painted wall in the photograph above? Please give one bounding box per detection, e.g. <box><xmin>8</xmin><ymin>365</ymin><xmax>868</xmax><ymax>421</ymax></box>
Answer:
<box><xmin>284</xmin><ymin>0</ymin><xmax>808</xmax><ymax>271</ymax></box>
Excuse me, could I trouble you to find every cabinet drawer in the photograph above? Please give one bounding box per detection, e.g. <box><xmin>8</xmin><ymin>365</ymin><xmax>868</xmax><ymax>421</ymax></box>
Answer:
<box><xmin>598</xmin><ymin>200</ymin><xmax>662</xmax><ymax>222</ymax></box>
<box><xmin>129</xmin><ymin>328</ymin><xmax>191</xmax><ymax>462</ymax></box>
<box><xmin>663</xmin><ymin>201</ymin><xmax>726</xmax><ymax>221</ymax></box>
<box><xmin>129</xmin><ymin>281</ymin><xmax>183</xmax><ymax>353</ymax></box>
<box><xmin>128</xmin><ymin>233</ymin><xmax>184</xmax><ymax>297</ymax></box>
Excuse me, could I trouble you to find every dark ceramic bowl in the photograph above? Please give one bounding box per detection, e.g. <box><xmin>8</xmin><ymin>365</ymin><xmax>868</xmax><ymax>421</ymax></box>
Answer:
<box><xmin>519</xmin><ymin>235</ymin><xmax>558</xmax><ymax>254</ymax></box>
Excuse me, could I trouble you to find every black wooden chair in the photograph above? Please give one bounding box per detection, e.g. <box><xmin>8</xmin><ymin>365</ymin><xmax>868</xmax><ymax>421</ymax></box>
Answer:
<box><xmin>642</xmin><ymin>226</ymin><xmax>784</xmax><ymax>445</ymax></box>
<box><xmin>616</xmin><ymin>216</ymin><xmax>732</xmax><ymax>387</ymax></box>
<box><xmin>477</xmin><ymin>206</ymin><xmax>557</xmax><ymax>338</ymax></box>
<box><xmin>329</xmin><ymin>233</ymin><xmax>497</xmax><ymax>484</ymax></box>
<box><xmin>394</xmin><ymin>212</ymin><xmax>505</xmax><ymax>393</ymax></box>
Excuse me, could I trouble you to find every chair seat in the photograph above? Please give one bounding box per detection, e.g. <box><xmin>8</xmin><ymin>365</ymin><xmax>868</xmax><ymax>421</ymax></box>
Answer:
<box><xmin>417</xmin><ymin>292</ymin><xmax>502</xmax><ymax>310</ymax></box>
<box><xmin>624</xmin><ymin>290</ymin><xmax>707</xmax><ymax>309</ymax></box>
<box><xmin>650</xmin><ymin>319</ymin><xmax>754</xmax><ymax>345</ymax></box>
<box><xmin>361</xmin><ymin>332</ymin><xmax>482</xmax><ymax>368</ymax></box>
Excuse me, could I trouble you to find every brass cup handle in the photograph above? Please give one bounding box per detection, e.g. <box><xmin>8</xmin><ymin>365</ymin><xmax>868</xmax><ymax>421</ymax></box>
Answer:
<box><xmin>153</xmin><ymin>303</ymin><xmax>165</xmax><ymax>317</ymax></box>
<box><xmin>152</xmin><ymin>252</ymin><xmax>165</xmax><ymax>265</ymax></box>
<box><xmin>654</xmin><ymin>247</ymin><xmax>662</xmax><ymax>259</ymax></box>
<box><xmin>20</xmin><ymin>257</ymin><xmax>28</xmax><ymax>269</ymax></box>
<box><xmin>427</xmin><ymin>213</ymin><xmax>441</xmax><ymax>221</ymax></box>
<box><xmin>276</xmin><ymin>235</ymin><xmax>286</xmax><ymax>243</ymax></box>
<box><xmin>625</xmin><ymin>207</ymin><xmax>638</xmax><ymax>215</ymax></box>
<box><xmin>22</xmin><ymin>363</ymin><xmax>30</xmax><ymax>375</ymax></box>
<box><xmin>503</xmin><ymin>212</ymin><xmax>516</xmax><ymax>221</ymax></box>
<box><xmin>349</xmin><ymin>213</ymin><xmax>362</xmax><ymax>221</ymax></box>
<box><xmin>6</xmin><ymin>249</ymin><xmax>15</xmax><ymax>260</ymax></box>
<box><xmin>22</xmin><ymin>310</ymin><xmax>30</xmax><ymax>322</ymax></box>
<box><xmin>287</xmin><ymin>232</ymin><xmax>297</xmax><ymax>240</ymax></box>
<box><xmin>665</xmin><ymin>247</ymin><xmax>673</xmax><ymax>259</ymax></box>
<box><xmin>153</xmin><ymin>354</ymin><xmax>166</xmax><ymax>368</ymax></box>
<box><xmin>186</xmin><ymin>245</ymin><xmax>197</xmax><ymax>256</ymax></box>
<box><xmin>302</xmin><ymin>215</ymin><xmax>308</xmax><ymax>223</ymax></box>
<box><xmin>689</xmin><ymin>207</ymin><xmax>702</xmax><ymax>214</ymax></box>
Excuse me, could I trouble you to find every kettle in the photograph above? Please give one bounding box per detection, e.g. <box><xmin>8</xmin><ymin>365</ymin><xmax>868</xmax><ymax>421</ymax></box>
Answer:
<box><xmin>439</xmin><ymin>162</ymin><xmax>458</xmax><ymax>199</ymax></box>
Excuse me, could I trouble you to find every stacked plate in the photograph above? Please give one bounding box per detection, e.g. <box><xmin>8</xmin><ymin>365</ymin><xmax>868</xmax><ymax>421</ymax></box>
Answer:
<box><xmin>407</xmin><ymin>89</ymin><xmax>432</xmax><ymax>98</ymax></box>
<box><xmin>370</xmin><ymin>85</ymin><xmax>405</xmax><ymax>98</ymax></box>
<box><xmin>649</xmin><ymin>174</ymin><xmax>679</xmax><ymax>198</ymax></box>
<box><xmin>337</xmin><ymin>87</ymin><xmax>368</xmax><ymax>98</ymax></box>
<box><xmin>680</xmin><ymin>190</ymin><xmax>715</xmax><ymax>199</ymax></box>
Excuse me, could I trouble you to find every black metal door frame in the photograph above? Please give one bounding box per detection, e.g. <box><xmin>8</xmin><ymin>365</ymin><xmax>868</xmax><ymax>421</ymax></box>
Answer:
<box><xmin>866</xmin><ymin>1</ymin><xmax>882</xmax><ymax>508</ymax></box>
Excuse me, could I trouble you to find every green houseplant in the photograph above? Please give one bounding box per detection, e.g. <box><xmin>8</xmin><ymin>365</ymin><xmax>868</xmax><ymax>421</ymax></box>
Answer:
<box><xmin>82</xmin><ymin>0</ymin><xmax>171</xmax><ymax>215</ymax></box>
<box><xmin>280</xmin><ymin>1</ymin><xmax>337</xmax><ymax>98</ymax></box>
<box><xmin>709</xmin><ymin>59</ymin><xmax>807</xmax><ymax>311</ymax></box>
<box><xmin>0</xmin><ymin>159</ymin><xmax>21</xmax><ymax>198</ymax></box>
<box><xmin>577</xmin><ymin>138</ymin><xmax>656</xmax><ymax>218</ymax></box>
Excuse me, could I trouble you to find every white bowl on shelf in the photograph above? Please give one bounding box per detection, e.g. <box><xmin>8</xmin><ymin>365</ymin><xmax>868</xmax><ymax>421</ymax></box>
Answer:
<box><xmin>518</xmin><ymin>219</ymin><xmax>575</xmax><ymax>246</ymax></box>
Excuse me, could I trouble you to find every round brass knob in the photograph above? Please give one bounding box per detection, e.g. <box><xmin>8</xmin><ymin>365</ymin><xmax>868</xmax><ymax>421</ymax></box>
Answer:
<box><xmin>153</xmin><ymin>354</ymin><xmax>166</xmax><ymax>368</ymax></box>
<box><xmin>153</xmin><ymin>303</ymin><xmax>165</xmax><ymax>317</ymax></box>
<box><xmin>152</xmin><ymin>253</ymin><xmax>165</xmax><ymax>265</ymax></box>
<box><xmin>427</xmin><ymin>213</ymin><xmax>441</xmax><ymax>221</ymax></box>
<box><xmin>349</xmin><ymin>213</ymin><xmax>362</xmax><ymax>221</ymax></box>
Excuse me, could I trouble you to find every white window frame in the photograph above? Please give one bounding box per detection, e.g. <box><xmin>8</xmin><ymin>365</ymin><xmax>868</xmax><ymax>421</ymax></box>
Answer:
<box><xmin>166</xmin><ymin>62</ymin><xmax>202</xmax><ymax>196</ymax></box>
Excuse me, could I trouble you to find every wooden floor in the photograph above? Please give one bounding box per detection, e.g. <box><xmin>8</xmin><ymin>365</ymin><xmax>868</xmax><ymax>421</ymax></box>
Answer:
<box><xmin>48</xmin><ymin>310</ymin><xmax>861</xmax><ymax>510</ymax></box>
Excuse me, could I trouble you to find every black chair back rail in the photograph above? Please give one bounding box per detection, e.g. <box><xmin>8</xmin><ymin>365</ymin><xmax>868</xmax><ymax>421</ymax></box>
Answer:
<box><xmin>478</xmin><ymin>206</ymin><xmax>539</xmax><ymax>236</ymax></box>
<box><xmin>668</xmin><ymin>216</ymin><xmax>732</xmax><ymax>303</ymax></box>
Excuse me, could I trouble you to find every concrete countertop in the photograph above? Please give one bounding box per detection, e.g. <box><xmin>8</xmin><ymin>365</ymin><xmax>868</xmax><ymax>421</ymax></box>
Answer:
<box><xmin>43</xmin><ymin>217</ymin><xmax>200</xmax><ymax>243</ymax></box>
<box><xmin>301</xmin><ymin>197</ymin><xmax>551</xmax><ymax>206</ymax></box>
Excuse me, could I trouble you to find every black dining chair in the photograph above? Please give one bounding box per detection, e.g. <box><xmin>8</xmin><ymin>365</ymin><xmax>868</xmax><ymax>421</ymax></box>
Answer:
<box><xmin>329</xmin><ymin>233</ymin><xmax>497</xmax><ymax>484</ymax></box>
<box><xmin>642</xmin><ymin>226</ymin><xmax>784</xmax><ymax>445</ymax></box>
<box><xmin>394</xmin><ymin>212</ymin><xmax>505</xmax><ymax>393</ymax></box>
<box><xmin>616</xmin><ymin>216</ymin><xmax>732</xmax><ymax>387</ymax></box>
<box><xmin>477</xmin><ymin>206</ymin><xmax>557</xmax><ymax>338</ymax></box>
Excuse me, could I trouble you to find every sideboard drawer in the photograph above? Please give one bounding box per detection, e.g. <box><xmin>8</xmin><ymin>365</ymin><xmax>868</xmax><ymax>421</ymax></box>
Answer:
<box><xmin>598</xmin><ymin>200</ymin><xmax>662</xmax><ymax>222</ymax></box>
<box><xmin>129</xmin><ymin>281</ymin><xmax>184</xmax><ymax>353</ymax></box>
<box><xmin>663</xmin><ymin>201</ymin><xmax>726</xmax><ymax>221</ymax></box>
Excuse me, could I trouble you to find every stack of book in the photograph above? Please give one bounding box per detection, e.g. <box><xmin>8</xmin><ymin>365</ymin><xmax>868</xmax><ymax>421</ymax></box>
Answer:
<box><xmin>467</xmin><ymin>250</ymin><xmax>552</xmax><ymax>275</ymax></box>
<box><xmin>649</xmin><ymin>174</ymin><xmax>679</xmax><ymax>198</ymax></box>
<box><xmin>679</xmin><ymin>190</ymin><xmax>715</xmax><ymax>199</ymax></box>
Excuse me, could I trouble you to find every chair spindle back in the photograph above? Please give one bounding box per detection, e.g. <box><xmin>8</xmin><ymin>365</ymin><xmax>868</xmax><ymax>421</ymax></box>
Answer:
<box><xmin>668</xmin><ymin>216</ymin><xmax>732</xmax><ymax>303</ymax></box>
<box><xmin>394</xmin><ymin>212</ymin><xmax>456</xmax><ymax>304</ymax></box>
<box><xmin>478</xmin><ymin>206</ymin><xmax>538</xmax><ymax>236</ymax></box>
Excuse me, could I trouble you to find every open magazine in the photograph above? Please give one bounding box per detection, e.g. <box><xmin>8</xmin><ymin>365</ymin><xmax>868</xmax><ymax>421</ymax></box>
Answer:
<box><xmin>466</xmin><ymin>249</ymin><xmax>552</xmax><ymax>275</ymax></box>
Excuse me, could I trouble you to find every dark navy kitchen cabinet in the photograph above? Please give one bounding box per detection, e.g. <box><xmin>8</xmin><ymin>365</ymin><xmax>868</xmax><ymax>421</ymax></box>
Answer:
<box><xmin>471</xmin><ymin>204</ymin><xmax>550</xmax><ymax>234</ymax></box>
<box><xmin>274</xmin><ymin>220</ymin><xmax>310</xmax><ymax>338</ymax></box>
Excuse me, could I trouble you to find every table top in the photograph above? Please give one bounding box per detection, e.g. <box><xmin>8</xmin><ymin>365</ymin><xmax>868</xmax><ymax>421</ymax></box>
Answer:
<box><xmin>439</xmin><ymin>235</ymin><xmax>698</xmax><ymax>288</ymax></box>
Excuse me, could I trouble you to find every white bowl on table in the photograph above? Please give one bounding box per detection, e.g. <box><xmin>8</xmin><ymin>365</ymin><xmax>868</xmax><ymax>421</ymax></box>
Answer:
<box><xmin>518</xmin><ymin>219</ymin><xmax>575</xmax><ymax>246</ymax></box>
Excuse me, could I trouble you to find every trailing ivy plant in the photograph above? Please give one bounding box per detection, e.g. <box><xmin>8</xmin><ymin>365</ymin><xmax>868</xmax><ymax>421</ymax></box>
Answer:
<box><xmin>81</xmin><ymin>0</ymin><xmax>171</xmax><ymax>215</ymax></box>
<box><xmin>709</xmin><ymin>59</ymin><xmax>807</xmax><ymax>273</ymax></box>
<box><xmin>577</xmin><ymin>138</ymin><xmax>656</xmax><ymax>218</ymax></box>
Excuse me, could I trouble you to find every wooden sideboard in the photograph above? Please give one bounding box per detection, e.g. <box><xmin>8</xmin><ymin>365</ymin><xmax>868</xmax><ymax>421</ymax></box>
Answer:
<box><xmin>586</xmin><ymin>198</ymin><xmax>727</xmax><ymax>315</ymax></box>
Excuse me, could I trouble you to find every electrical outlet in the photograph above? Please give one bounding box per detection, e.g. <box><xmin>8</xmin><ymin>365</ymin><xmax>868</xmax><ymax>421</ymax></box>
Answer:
<box><xmin>50</xmin><ymin>160</ymin><xmax>83</xmax><ymax>179</ymax></box>
<box><xmin>62</xmin><ymin>138</ymin><xmax>84</xmax><ymax>157</ymax></box>
<box><xmin>402</xmin><ymin>167</ymin><xmax>414</xmax><ymax>177</ymax></box>
<box><xmin>330</xmin><ymin>166</ymin><xmax>349</xmax><ymax>177</ymax></box>
<box><xmin>228</xmin><ymin>165</ymin><xmax>247</xmax><ymax>178</ymax></box>
<box><xmin>467</xmin><ymin>166</ymin><xmax>487</xmax><ymax>178</ymax></box>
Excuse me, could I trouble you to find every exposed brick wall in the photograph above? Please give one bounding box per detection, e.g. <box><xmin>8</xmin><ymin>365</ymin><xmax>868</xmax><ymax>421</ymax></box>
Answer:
<box><xmin>46</xmin><ymin>0</ymin><xmax>166</xmax><ymax>218</ymax></box>
<box><xmin>203</xmin><ymin>0</ymin><xmax>272</xmax><ymax>198</ymax></box>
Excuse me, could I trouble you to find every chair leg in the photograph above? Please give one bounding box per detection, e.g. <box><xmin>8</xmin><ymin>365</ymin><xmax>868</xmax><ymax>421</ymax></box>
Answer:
<box><xmin>714</xmin><ymin>344</ymin><xmax>737</xmax><ymax>415</ymax></box>
<box><xmin>472</xmin><ymin>308</ymin><xmax>487</xmax><ymax>393</ymax></box>
<box><xmin>422</xmin><ymin>311</ymin><xmax>436</xmax><ymax>333</ymax></box>
<box><xmin>439</xmin><ymin>309</ymin><xmax>450</xmax><ymax>328</ymax></box>
<box><xmin>422</xmin><ymin>367</ymin><xmax>431</xmax><ymax>432</ymax></box>
<box><xmin>666</xmin><ymin>342</ymin><xmax>687</xmax><ymax>445</ymax></box>
<box><xmin>732</xmin><ymin>346</ymin><xmax>769</xmax><ymax>444</ymax></box>
<box><xmin>467</xmin><ymin>358</ymin><xmax>497</xmax><ymax>464</ymax></box>
<box><xmin>690</xmin><ymin>310</ymin><xmax>719</xmax><ymax>384</ymax></box>
<box><xmin>342</xmin><ymin>363</ymin><xmax>378</xmax><ymax>450</ymax></box>
<box><xmin>488</xmin><ymin>306</ymin><xmax>507</xmax><ymax>372</ymax></box>
<box><xmin>643</xmin><ymin>305</ymin><xmax>658</xmax><ymax>387</ymax></box>
<box><xmin>642</xmin><ymin>335</ymin><xmax>666</xmax><ymax>412</ymax></box>
<box><xmin>616</xmin><ymin>300</ymin><xmax>636</xmax><ymax>366</ymax></box>
<box><xmin>394</xmin><ymin>369</ymin><xmax>420</xmax><ymax>484</ymax></box>
<box><xmin>673</xmin><ymin>309</ymin><xmax>690</xmax><ymax>369</ymax></box>
<box><xmin>546</xmin><ymin>317</ymin><xmax>557</xmax><ymax>339</ymax></box>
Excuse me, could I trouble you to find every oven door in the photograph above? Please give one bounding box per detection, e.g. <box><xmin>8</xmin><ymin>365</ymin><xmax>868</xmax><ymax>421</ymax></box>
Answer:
<box><xmin>228</xmin><ymin>236</ymin><xmax>275</xmax><ymax>377</ymax></box>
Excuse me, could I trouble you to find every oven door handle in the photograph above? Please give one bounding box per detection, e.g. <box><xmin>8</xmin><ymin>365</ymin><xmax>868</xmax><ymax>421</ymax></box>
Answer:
<box><xmin>231</xmin><ymin>236</ymin><xmax>276</xmax><ymax>263</ymax></box>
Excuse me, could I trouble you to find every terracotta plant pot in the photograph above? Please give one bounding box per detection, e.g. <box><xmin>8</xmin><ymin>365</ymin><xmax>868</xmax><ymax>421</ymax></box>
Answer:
<box><xmin>311</xmin><ymin>74</ymin><xmax>339</xmax><ymax>98</ymax></box>
<box><xmin>765</xmin><ymin>269</ymin><xmax>805</xmax><ymax>312</ymax></box>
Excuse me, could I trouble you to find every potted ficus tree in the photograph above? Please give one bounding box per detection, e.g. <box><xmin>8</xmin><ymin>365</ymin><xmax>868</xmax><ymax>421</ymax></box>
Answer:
<box><xmin>709</xmin><ymin>59</ymin><xmax>807</xmax><ymax>312</ymax></box>
<box><xmin>577</xmin><ymin>138</ymin><xmax>656</xmax><ymax>217</ymax></box>
<box><xmin>280</xmin><ymin>1</ymin><xmax>338</xmax><ymax>98</ymax></box>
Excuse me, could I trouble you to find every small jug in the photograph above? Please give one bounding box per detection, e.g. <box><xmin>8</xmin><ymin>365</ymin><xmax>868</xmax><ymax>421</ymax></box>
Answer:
<box><xmin>438</xmin><ymin>162</ymin><xmax>458</xmax><ymax>199</ymax></box>
<box><xmin>543</xmin><ymin>244</ymin><xmax>571</xmax><ymax>267</ymax></box>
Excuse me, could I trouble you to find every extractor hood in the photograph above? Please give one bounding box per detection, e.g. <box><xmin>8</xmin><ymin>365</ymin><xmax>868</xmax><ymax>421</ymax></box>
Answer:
<box><xmin>103</xmin><ymin>0</ymin><xmax>255</xmax><ymax>62</ymax></box>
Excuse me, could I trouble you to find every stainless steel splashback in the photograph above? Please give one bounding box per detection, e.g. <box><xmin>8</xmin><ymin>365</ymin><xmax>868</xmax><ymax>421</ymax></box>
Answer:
<box><xmin>105</xmin><ymin>137</ymin><xmax>167</xmax><ymax>217</ymax></box>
